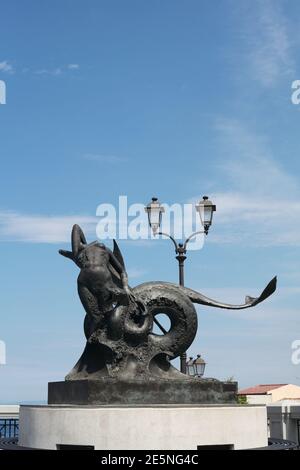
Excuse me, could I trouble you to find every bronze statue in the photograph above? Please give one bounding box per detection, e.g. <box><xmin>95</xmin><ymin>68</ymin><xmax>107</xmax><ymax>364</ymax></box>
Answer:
<box><xmin>58</xmin><ymin>225</ymin><xmax>277</xmax><ymax>382</ymax></box>
<box><xmin>59</xmin><ymin>225</ymin><xmax>139</xmax><ymax>338</ymax></box>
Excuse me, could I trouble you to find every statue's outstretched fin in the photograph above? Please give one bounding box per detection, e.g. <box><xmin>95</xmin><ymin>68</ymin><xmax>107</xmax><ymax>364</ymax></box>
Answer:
<box><xmin>184</xmin><ymin>276</ymin><xmax>277</xmax><ymax>310</ymax></box>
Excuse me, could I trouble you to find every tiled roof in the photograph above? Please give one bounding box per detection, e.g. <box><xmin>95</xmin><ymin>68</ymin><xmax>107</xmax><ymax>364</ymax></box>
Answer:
<box><xmin>238</xmin><ymin>384</ymin><xmax>287</xmax><ymax>395</ymax></box>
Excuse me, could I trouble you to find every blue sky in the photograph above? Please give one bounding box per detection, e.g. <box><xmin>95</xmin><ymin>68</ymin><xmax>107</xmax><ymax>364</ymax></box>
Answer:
<box><xmin>1</xmin><ymin>0</ymin><xmax>300</xmax><ymax>402</ymax></box>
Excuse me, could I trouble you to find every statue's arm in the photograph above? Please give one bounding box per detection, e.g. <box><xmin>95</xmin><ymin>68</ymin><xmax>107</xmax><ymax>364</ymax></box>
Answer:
<box><xmin>107</xmin><ymin>249</ymin><xmax>129</xmax><ymax>290</ymax></box>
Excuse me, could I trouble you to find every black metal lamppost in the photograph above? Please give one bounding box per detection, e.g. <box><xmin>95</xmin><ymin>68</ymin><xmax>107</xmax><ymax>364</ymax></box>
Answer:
<box><xmin>145</xmin><ymin>196</ymin><xmax>216</xmax><ymax>374</ymax></box>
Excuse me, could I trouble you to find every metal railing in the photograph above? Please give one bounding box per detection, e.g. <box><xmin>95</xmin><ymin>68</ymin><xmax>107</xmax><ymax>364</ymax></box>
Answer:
<box><xmin>0</xmin><ymin>419</ymin><xmax>19</xmax><ymax>438</ymax></box>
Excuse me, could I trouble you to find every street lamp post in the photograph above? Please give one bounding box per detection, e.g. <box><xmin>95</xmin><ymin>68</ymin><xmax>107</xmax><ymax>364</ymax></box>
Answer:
<box><xmin>145</xmin><ymin>196</ymin><xmax>216</xmax><ymax>374</ymax></box>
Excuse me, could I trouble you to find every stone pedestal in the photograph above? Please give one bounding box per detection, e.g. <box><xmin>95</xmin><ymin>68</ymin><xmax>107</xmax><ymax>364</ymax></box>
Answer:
<box><xmin>48</xmin><ymin>378</ymin><xmax>237</xmax><ymax>405</ymax></box>
<box><xmin>18</xmin><ymin>403</ymin><xmax>268</xmax><ymax>450</ymax></box>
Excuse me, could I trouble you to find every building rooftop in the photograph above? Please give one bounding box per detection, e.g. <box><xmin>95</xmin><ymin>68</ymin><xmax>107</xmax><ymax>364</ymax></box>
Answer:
<box><xmin>238</xmin><ymin>384</ymin><xmax>287</xmax><ymax>395</ymax></box>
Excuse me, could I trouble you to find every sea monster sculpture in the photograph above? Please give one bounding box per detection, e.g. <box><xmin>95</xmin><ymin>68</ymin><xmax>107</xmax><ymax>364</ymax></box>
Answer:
<box><xmin>59</xmin><ymin>224</ymin><xmax>277</xmax><ymax>381</ymax></box>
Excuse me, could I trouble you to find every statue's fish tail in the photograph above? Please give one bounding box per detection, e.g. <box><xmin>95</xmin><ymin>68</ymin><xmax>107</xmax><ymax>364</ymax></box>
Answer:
<box><xmin>181</xmin><ymin>276</ymin><xmax>277</xmax><ymax>310</ymax></box>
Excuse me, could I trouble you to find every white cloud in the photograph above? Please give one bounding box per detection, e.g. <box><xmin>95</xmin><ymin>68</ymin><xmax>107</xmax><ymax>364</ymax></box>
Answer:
<box><xmin>53</xmin><ymin>68</ymin><xmax>62</xmax><ymax>76</ymax></box>
<box><xmin>83</xmin><ymin>154</ymin><xmax>127</xmax><ymax>164</ymax></box>
<box><xmin>196</xmin><ymin>118</ymin><xmax>300</xmax><ymax>246</ymax></box>
<box><xmin>0</xmin><ymin>62</ymin><xmax>78</xmax><ymax>76</ymax></box>
<box><xmin>35</xmin><ymin>69</ymin><xmax>48</xmax><ymax>75</ymax></box>
<box><xmin>0</xmin><ymin>60</ymin><xmax>13</xmax><ymax>74</ymax></box>
<box><xmin>233</xmin><ymin>0</ymin><xmax>294</xmax><ymax>87</ymax></box>
<box><xmin>35</xmin><ymin>68</ymin><xmax>62</xmax><ymax>76</ymax></box>
<box><xmin>127</xmin><ymin>267</ymin><xmax>147</xmax><ymax>279</ymax></box>
<box><xmin>34</xmin><ymin>64</ymin><xmax>78</xmax><ymax>76</ymax></box>
<box><xmin>0</xmin><ymin>211</ymin><xmax>97</xmax><ymax>243</ymax></box>
<box><xmin>3</xmin><ymin>116</ymin><xmax>299</xmax><ymax>249</ymax></box>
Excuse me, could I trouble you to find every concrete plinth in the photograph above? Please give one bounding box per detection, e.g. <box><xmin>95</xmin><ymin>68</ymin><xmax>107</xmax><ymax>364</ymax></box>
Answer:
<box><xmin>19</xmin><ymin>404</ymin><xmax>268</xmax><ymax>450</ymax></box>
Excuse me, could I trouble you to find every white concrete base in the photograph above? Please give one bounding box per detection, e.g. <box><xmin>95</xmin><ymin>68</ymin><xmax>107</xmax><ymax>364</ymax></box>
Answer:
<box><xmin>19</xmin><ymin>404</ymin><xmax>268</xmax><ymax>450</ymax></box>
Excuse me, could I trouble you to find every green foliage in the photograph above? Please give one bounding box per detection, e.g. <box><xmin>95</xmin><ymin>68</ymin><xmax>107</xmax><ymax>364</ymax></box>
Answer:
<box><xmin>237</xmin><ymin>395</ymin><xmax>248</xmax><ymax>405</ymax></box>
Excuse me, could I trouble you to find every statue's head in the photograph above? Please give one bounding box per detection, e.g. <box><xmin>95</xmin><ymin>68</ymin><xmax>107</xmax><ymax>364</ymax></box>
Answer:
<box><xmin>59</xmin><ymin>224</ymin><xmax>105</xmax><ymax>268</ymax></box>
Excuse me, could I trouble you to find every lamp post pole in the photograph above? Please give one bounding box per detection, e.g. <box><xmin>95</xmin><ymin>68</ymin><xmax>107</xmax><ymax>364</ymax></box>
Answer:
<box><xmin>145</xmin><ymin>196</ymin><xmax>216</xmax><ymax>374</ymax></box>
<box><xmin>176</xmin><ymin>244</ymin><xmax>187</xmax><ymax>373</ymax></box>
<box><xmin>176</xmin><ymin>244</ymin><xmax>186</xmax><ymax>287</ymax></box>
<box><xmin>153</xmin><ymin>231</ymin><xmax>209</xmax><ymax>374</ymax></box>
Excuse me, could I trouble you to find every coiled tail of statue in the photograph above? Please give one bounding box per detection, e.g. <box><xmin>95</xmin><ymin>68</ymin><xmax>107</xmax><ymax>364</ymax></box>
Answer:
<box><xmin>132</xmin><ymin>277</ymin><xmax>276</xmax><ymax>367</ymax></box>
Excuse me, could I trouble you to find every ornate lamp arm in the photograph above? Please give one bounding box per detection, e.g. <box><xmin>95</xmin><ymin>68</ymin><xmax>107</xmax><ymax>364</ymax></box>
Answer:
<box><xmin>183</xmin><ymin>230</ymin><xmax>206</xmax><ymax>251</ymax></box>
<box><xmin>157</xmin><ymin>230</ymin><xmax>206</xmax><ymax>253</ymax></box>
<box><xmin>156</xmin><ymin>232</ymin><xmax>179</xmax><ymax>253</ymax></box>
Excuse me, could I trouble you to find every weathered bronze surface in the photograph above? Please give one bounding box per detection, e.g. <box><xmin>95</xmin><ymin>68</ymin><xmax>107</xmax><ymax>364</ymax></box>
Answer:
<box><xmin>48</xmin><ymin>378</ymin><xmax>238</xmax><ymax>405</ymax></box>
<box><xmin>58</xmin><ymin>224</ymin><xmax>276</xmax><ymax>383</ymax></box>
